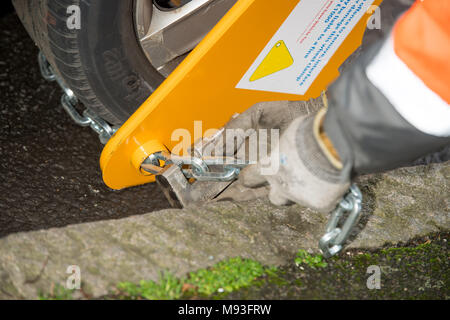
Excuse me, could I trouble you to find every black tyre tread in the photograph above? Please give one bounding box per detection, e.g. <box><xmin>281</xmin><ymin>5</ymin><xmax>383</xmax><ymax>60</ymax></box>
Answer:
<box><xmin>13</xmin><ymin>0</ymin><xmax>163</xmax><ymax>125</ymax></box>
<box><xmin>46</xmin><ymin>0</ymin><xmax>122</xmax><ymax>124</ymax></box>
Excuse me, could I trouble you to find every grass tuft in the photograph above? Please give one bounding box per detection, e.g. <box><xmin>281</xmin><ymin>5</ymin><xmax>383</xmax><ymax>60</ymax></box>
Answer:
<box><xmin>294</xmin><ymin>250</ymin><xmax>328</xmax><ymax>269</ymax></box>
<box><xmin>117</xmin><ymin>257</ymin><xmax>270</xmax><ymax>299</ymax></box>
<box><xmin>118</xmin><ymin>271</ymin><xmax>183</xmax><ymax>300</ymax></box>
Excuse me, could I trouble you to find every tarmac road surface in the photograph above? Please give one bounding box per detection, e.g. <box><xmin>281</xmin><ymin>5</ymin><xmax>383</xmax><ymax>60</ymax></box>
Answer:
<box><xmin>0</xmin><ymin>13</ymin><xmax>170</xmax><ymax>238</ymax></box>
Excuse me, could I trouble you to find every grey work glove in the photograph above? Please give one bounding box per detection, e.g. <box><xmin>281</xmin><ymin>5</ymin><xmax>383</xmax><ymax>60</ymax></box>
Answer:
<box><xmin>208</xmin><ymin>99</ymin><xmax>318</xmax><ymax>157</ymax></box>
<box><xmin>214</xmin><ymin>100</ymin><xmax>351</xmax><ymax>213</ymax></box>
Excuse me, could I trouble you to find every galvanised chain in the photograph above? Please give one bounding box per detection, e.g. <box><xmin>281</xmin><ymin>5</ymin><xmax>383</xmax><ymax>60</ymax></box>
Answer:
<box><xmin>141</xmin><ymin>151</ymin><xmax>248</xmax><ymax>182</ymax></box>
<box><xmin>38</xmin><ymin>52</ymin><xmax>117</xmax><ymax>144</ymax></box>
<box><xmin>319</xmin><ymin>184</ymin><xmax>363</xmax><ymax>258</ymax></box>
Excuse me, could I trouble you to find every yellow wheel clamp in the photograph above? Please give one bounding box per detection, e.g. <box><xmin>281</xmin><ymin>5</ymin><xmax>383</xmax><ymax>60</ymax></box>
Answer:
<box><xmin>100</xmin><ymin>0</ymin><xmax>382</xmax><ymax>198</ymax></box>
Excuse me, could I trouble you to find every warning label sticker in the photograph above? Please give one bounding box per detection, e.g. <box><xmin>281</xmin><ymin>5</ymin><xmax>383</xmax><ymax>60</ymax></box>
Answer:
<box><xmin>236</xmin><ymin>0</ymin><xmax>375</xmax><ymax>95</ymax></box>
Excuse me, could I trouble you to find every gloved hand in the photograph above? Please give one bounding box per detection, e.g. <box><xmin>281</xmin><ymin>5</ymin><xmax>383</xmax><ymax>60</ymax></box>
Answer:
<box><xmin>213</xmin><ymin>98</ymin><xmax>351</xmax><ymax>213</ymax></box>
<box><xmin>207</xmin><ymin>99</ymin><xmax>318</xmax><ymax>158</ymax></box>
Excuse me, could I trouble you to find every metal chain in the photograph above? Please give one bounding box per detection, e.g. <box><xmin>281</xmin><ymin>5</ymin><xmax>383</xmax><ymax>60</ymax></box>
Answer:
<box><xmin>141</xmin><ymin>151</ymin><xmax>248</xmax><ymax>182</ymax></box>
<box><xmin>38</xmin><ymin>52</ymin><xmax>117</xmax><ymax>144</ymax></box>
<box><xmin>319</xmin><ymin>184</ymin><xmax>363</xmax><ymax>258</ymax></box>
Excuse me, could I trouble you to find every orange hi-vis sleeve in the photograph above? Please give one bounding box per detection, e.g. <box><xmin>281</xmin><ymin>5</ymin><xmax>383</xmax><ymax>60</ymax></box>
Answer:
<box><xmin>393</xmin><ymin>0</ymin><xmax>450</xmax><ymax>104</ymax></box>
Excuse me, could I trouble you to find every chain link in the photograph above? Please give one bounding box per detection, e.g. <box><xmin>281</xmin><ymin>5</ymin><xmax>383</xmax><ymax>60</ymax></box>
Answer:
<box><xmin>38</xmin><ymin>52</ymin><xmax>117</xmax><ymax>144</ymax></box>
<box><xmin>319</xmin><ymin>184</ymin><xmax>363</xmax><ymax>258</ymax></box>
<box><xmin>141</xmin><ymin>151</ymin><xmax>248</xmax><ymax>182</ymax></box>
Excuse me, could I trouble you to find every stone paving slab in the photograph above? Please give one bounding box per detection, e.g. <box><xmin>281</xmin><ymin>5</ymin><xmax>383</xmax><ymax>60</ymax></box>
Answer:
<box><xmin>1</xmin><ymin>161</ymin><xmax>448</xmax><ymax>299</ymax></box>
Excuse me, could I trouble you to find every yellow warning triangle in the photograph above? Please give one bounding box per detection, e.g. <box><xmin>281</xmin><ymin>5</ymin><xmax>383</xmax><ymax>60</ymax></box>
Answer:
<box><xmin>250</xmin><ymin>40</ymin><xmax>294</xmax><ymax>82</ymax></box>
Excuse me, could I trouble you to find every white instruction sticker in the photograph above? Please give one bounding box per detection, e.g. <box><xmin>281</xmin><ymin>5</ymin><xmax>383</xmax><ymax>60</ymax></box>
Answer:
<box><xmin>236</xmin><ymin>0</ymin><xmax>375</xmax><ymax>95</ymax></box>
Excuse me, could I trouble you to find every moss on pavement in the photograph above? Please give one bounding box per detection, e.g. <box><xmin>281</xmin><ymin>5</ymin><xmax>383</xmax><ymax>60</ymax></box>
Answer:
<box><xmin>41</xmin><ymin>232</ymin><xmax>448</xmax><ymax>300</ymax></box>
